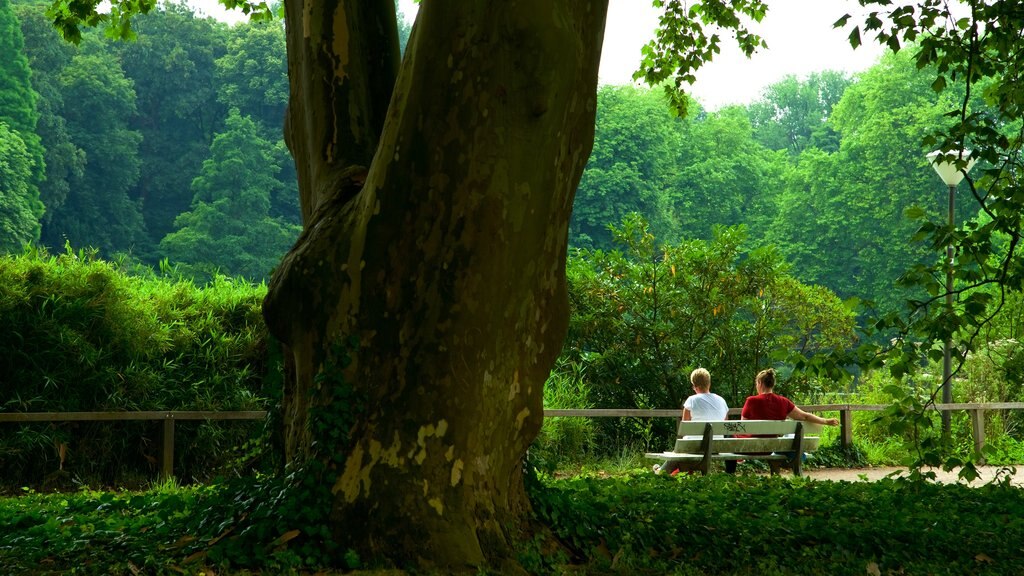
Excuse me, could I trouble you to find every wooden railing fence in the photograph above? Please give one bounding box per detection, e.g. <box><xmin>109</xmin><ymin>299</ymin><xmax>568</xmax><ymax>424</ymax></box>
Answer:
<box><xmin>3</xmin><ymin>402</ymin><xmax>1023</xmax><ymax>478</ymax></box>
<box><xmin>0</xmin><ymin>411</ymin><xmax>267</xmax><ymax>479</ymax></box>
<box><xmin>544</xmin><ymin>402</ymin><xmax>1024</xmax><ymax>463</ymax></box>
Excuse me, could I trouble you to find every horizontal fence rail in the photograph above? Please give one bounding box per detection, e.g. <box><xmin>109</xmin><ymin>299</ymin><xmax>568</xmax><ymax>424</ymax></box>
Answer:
<box><xmin>5</xmin><ymin>403</ymin><xmax>1024</xmax><ymax>478</ymax></box>
<box><xmin>0</xmin><ymin>411</ymin><xmax>268</xmax><ymax>479</ymax></box>
<box><xmin>544</xmin><ymin>403</ymin><xmax>1024</xmax><ymax>463</ymax></box>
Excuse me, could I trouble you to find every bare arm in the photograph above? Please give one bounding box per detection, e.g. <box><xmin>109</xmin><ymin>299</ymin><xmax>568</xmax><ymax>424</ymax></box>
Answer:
<box><xmin>682</xmin><ymin>408</ymin><xmax>692</xmax><ymax>421</ymax></box>
<box><xmin>788</xmin><ymin>406</ymin><xmax>839</xmax><ymax>426</ymax></box>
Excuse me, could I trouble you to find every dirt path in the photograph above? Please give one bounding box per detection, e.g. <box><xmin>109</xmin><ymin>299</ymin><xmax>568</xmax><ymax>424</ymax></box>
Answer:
<box><xmin>803</xmin><ymin>465</ymin><xmax>1024</xmax><ymax>486</ymax></box>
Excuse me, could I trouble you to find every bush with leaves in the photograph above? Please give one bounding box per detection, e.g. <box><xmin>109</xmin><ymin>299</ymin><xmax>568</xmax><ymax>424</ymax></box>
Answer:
<box><xmin>0</xmin><ymin>246</ymin><xmax>275</xmax><ymax>487</ymax></box>
<box><xmin>561</xmin><ymin>214</ymin><xmax>856</xmax><ymax>451</ymax></box>
<box><xmin>531</xmin><ymin>361</ymin><xmax>598</xmax><ymax>471</ymax></box>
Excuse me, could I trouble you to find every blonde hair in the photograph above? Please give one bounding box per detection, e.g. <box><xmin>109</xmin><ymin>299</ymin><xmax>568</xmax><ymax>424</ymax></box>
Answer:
<box><xmin>690</xmin><ymin>367</ymin><xmax>711</xmax><ymax>391</ymax></box>
<box><xmin>756</xmin><ymin>368</ymin><xmax>776</xmax><ymax>389</ymax></box>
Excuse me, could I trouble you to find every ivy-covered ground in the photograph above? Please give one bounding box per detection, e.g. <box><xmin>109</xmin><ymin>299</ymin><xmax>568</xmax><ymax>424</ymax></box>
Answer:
<box><xmin>530</xmin><ymin>472</ymin><xmax>1024</xmax><ymax>575</ymax></box>
<box><xmin>1</xmin><ymin>470</ymin><xmax>1023</xmax><ymax>575</ymax></box>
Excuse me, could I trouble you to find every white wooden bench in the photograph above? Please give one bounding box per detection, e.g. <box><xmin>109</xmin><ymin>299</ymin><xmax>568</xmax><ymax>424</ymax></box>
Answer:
<box><xmin>645</xmin><ymin>420</ymin><xmax>823</xmax><ymax>476</ymax></box>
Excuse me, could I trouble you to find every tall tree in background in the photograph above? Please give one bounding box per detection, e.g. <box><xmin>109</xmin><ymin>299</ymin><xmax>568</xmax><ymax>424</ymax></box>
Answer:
<box><xmin>571</xmin><ymin>85</ymin><xmax>680</xmax><ymax>249</ymax></box>
<box><xmin>116</xmin><ymin>4</ymin><xmax>228</xmax><ymax>245</ymax></box>
<box><xmin>14</xmin><ymin>2</ymin><xmax>84</xmax><ymax>234</ymax></box>
<box><xmin>768</xmin><ymin>49</ymin><xmax>982</xmax><ymax>313</ymax></box>
<box><xmin>215</xmin><ymin>21</ymin><xmax>298</xmax><ymax>225</ymax></box>
<box><xmin>670</xmin><ymin>105</ymin><xmax>785</xmax><ymax>241</ymax></box>
<box><xmin>748</xmin><ymin>71</ymin><xmax>851</xmax><ymax>154</ymax></box>
<box><xmin>43</xmin><ymin>45</ymin><xmax>147</xmax><ymax>255</ymax></box>
<box><xmin>0</xmin><ymin>0</ymin><xmax>44</xmax><ymax>243</ymax></box>
<box><xmin>0</xmin><ymin>122</ymin><xmax>41</xmax><ymax>251</ymax></box>
<box><xmin>160</xmin><ymin>109</ymin><xmax>299</xmax><ymax>280</ymax></box>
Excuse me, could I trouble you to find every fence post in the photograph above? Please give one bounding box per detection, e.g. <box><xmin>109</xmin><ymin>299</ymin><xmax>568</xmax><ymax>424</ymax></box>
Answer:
<box><xmin>840</xmin><ymin>407</ymin><xmax>853</xmax><ymax>450</ymax></box>
<box><xmin>970</xmin><ymin>408</ymin><xmax>986</xmax><ymax>464</ymax></box>
<box><xmin>161</xmin><ymin>417</ymin><xmax>175</xmax><ymax>479</ymax></box>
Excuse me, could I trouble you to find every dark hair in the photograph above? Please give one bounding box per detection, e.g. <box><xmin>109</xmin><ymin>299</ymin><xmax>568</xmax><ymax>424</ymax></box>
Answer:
<box><xmin>755</xmin><ymin>368</ymin><xmax>776</xmax><ymax>389</ymax></box>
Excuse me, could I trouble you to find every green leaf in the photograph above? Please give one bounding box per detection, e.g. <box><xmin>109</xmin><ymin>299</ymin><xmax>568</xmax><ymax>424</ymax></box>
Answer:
<box><xmin>904</xmin><ymin>206</ymin><xmax>927</xmax><ymax>219</ymax></box>
<box><xmin>848</xmin><ymin>26</ymin><xmax>862</xmax><ymax>49</ymax></box>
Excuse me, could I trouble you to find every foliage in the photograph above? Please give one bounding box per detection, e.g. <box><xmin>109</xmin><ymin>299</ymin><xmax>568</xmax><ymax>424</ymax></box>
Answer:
<box><xmin>570</xmin><ymin>85</ymin><xmax>680</xmax><ymax>250</ymax></box>
<box><xmin>668</xmin><ymin>105</ymin><xmax>786</xmax><ymax>242</ymax></box>
<box><xmin>159</xmin><ymin>109</ymin><xmax>300</xmax><ymax>282</ymax></box>
<box><xmin>114</xmin><ymin>3</ymin><xmax>230</xmax><ymax>243</ymax></box>
<box><xmin>748</xmin><ymin>71</ymin><xmax>852</xmax><ymax>154</ymax></box>
<box><xmin>563</xmin><ymin>214</ymin><xmax>856</xmax><ymax>451</ymax></box>
<box><xmin>3</xmin><ymin>470</ymin><xmax>1024</xmax><ymax>575</ymax></box>
<box><xmin>0</xmin><ymin>247</ymin><xmax>272</xmax><ymax>486</ymax></box>
<box><xmin>13</xmin><ymin>2</ymin><xmax>83</xmax><ymax>238</ymax></box>
<box><xmin>17</xmin><ymin>2</ymin><xmax>300</xmax><ymax>269</ymax></box>
<box><xmin>0</xmin><ymin>485</ymin><xmax>203</xmax><ymax>574</ymax></box>
<box><xmin>214</xmin><ymin>20</ymin><xmax>298</xmax><ymax>226</ymax></box>
<box><xmin>0</xmin><ymin>122</ymin><xmax>42</xmax><ymax>251</ymax></box>
<box><xmin>531</xmin><ymin>471</ymin><xmax>1024</xmax><ymax>575</ymax></box>
<box><xmin>175</xmin><ymin>337</ymin><xmax>364</xmax><ymax>572</ymax></box>
<box><xmin>0</xmin><ymin>0</ymin><xmax>45</xmax><ymax>187</ymax></box>
<box><xmin>767</xmin><ymin>49</ymin><xmax>978</xmax><ymax>315</ymax></box>
<box><xmin>42</xmin><ymin>40</ymin><xmax>149</xmax><ymax>257</ymax></box>
<box><xmin>634</xmin><ymin>0</ymin><xmax>768</xmax><ymax>116</ymax></box>
<box><xmin>531</xmin><ymin>361</ymin><xmax>598</xmax><ymax>471</ymax></box>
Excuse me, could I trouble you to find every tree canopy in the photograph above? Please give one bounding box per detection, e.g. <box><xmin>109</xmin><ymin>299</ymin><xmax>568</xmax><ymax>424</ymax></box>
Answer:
<box><xmin>159</xmin><ymin>108</ymin><xmax>300</xmax><ymax>281</ymax></box>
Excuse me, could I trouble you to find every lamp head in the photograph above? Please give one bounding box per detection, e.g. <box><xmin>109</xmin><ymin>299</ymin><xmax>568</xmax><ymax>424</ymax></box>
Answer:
<box><xmin>928</xmin><ymin>150</ymin><xmax>977</xmax><ymax>186</ymax></box>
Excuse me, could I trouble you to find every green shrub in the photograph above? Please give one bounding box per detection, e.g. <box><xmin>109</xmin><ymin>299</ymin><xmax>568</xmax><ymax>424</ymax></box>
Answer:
<box><xmin>532</xmin><ymin>362</ymin><xmax>598</xmax><ymax>470</ymax></box>
<box><xmin>0</xmin><ymin>247</ymin><xmax>277</xmax><ymax>487</ymax></box>
<box><xmin>561</xmin><ymin>214</ymin><xmax>856</xmax><ymax>453</ymax></box>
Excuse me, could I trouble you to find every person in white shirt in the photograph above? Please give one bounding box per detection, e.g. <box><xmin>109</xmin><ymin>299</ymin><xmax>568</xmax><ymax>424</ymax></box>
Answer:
<box><xmin>682</xmin><ymin>367</ymin><xmax>729</xmax><ymax>422</ymax></box>
<box><xmin>653</xmin><ymin>367</ymin><xmax>729</xmax><ymax>474</ymax></box>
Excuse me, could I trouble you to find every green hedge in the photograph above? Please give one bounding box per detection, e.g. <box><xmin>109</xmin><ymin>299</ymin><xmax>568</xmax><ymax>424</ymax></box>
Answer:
<box><xmin>0</xmin><ymin>247</ymin><xmax>277</xmax><ymax>487</ymax></box>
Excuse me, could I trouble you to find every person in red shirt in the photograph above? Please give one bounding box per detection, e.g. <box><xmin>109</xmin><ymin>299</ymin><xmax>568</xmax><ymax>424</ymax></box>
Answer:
<box><xmin>728</xmin><ymin>368</ymin><xmax>839</xmax><ymax>473</ymax></box>
<box><xmin>741</xmin><ymin>368</ymin><xmax>839</xmax><ymax>426</ymax></box>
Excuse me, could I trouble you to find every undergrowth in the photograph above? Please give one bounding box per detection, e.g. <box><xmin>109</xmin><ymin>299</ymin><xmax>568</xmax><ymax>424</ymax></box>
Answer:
<box><xmin>0</xmin><ymin>246</ymin><xmax>276</xmax><ymax>488</ymax></box>
<box><xmin>3</xmin><ymin>468</ymin><xmax>1024</xmax><ymax>575</ymax></box>
<box><xmin>530</xmin><ymin>471</ymin><xmax>1024</xmax><ymax>575</ymax></box>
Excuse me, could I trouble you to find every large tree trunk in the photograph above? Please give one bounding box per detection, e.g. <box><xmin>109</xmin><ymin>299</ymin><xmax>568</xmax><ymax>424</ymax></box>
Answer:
<box><xmin>264</xmin><ymin>0</ymin><xmax>607</xmax><ymax>569</ymax></box>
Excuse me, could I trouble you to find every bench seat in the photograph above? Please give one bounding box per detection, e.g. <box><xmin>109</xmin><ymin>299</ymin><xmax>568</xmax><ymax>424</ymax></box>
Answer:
<box><xmin>645</xmin><ymin>420</ymin><xmax>823</xmax><ymax>476</ymax></box>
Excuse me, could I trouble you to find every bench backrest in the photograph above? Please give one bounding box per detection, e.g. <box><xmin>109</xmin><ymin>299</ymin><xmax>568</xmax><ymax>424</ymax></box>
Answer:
<box><xmin>673</xmin><ymin>420</ymin><xmax>823</xmax><ymax>454</ymax></box>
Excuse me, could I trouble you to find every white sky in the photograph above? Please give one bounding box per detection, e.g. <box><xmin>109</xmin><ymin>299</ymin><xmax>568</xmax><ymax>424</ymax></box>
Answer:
<box><xmin>190</xmin><ymin>0</ymin><xmax>887</xmax><ymax>111</ymax></box>
<box><xmin>598</xmin><ymin>0</ymin><xmax>886</xmax><ymax>109</ymax></box>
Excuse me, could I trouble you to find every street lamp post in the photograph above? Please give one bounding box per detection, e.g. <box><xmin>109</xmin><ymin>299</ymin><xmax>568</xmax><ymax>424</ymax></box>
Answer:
<box><xmin>927</xmin><ymin>150</ymin><xmax>976</xmax><ymax>440</ymax></box>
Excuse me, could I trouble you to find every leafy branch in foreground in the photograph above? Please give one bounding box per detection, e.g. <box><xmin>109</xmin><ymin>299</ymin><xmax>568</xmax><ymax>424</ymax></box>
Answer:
<box><xmin>831</xmin><ymin>1</ymin><xmax>1024</xmax><ymax>473</ymax></box>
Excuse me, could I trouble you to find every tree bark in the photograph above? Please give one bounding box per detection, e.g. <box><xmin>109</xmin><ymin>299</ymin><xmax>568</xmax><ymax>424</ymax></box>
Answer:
<box><xmin>265</xmin><ymin>0</ymin><xmax>607</xmax><ymax>569</ymax></box>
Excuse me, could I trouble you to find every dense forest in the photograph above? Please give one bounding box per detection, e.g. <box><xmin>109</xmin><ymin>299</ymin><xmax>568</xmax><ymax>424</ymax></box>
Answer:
<box><xmin>0</xmin><ymin>0</ymin><xmax>412</xmax><ymax>281</ymax></box>
<box><xmin>0</xmin><ymin>0</ymin><xmax>991</xmax><ymax>313</ymax></box>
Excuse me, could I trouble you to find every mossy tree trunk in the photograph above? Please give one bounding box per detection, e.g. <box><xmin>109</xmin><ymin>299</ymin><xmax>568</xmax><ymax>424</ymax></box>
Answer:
<box><xmin>264</xmin><ymin>0</ymin><xmax>607</xmax><ymax>569</ymax></box>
